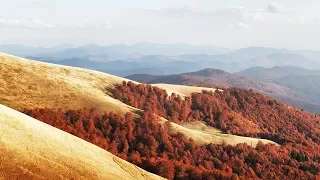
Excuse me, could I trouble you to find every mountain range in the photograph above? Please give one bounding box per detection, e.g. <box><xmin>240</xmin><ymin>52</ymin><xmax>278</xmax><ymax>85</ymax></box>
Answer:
<box><xmin>25</xmin><ymin>51</ymin><xmax>320</xmax><ymax>77</ymax></box>
<box><xmin>0</xmin><ymin>42</ymin><xmax>230</xmax><ymax>58</ymax></box>
<box><xmin>2</xmin><ymin>43</ymin><xmax>320</xmax><ymax>75</ymax></box>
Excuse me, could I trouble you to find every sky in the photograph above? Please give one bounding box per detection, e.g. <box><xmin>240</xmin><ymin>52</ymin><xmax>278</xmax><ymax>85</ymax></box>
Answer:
<box><xmin>0</xmin><ymin>0</ymin><xmax>319</xmax><ymax>49</ymax></box>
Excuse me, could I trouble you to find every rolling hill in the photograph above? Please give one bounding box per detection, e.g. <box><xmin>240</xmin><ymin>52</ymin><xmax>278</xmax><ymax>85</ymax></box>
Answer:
<box><xmin>0</xmin><ymin>104</ymin><xmax>164</xmax><ymax>180</ymax></box>
<box><xmin>0</xmin><ymin>53</ymin><xmax>134</xmax><ymax>115</ymax></box>
<box><xmin>126</xmin><ymin>68</ymin><xmax>320</xmax><ymax>113</ymax></box>
<box><xmin>126</xmin><ymin>68</ymin><xmax>309</xmax><ymax>101</ymax></box>
<box><xmin>160</xmin><ymin>119</ymin><xmax>276</xmax><ymax>147</ymax></box>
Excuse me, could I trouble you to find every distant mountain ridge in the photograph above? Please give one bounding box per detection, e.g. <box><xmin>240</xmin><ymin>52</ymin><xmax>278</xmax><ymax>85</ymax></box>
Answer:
<box><xmin>237</xmin><ymin>66</ymin><xmax>320</xmax><ymax>113</ymax></box>
<box><xmin>275</xmin><ymin>75</ymin><xmax>320</xmax><ymax>100</ymax></box>
<box><xmin>25</xmin><ymin>51</ymin><xmax>320</xmax><ymax>77</ymax></box>
<box><xmin>237</xmin><ymin>66</ymin><xmax>320</xmax><ymax>81</ymax></box>
<box><xmin>27</xmin><ymin>56</ymin><xmax>204</xmax><ymax>77</ymax></box>
<box><xmin>2</xmin><ymin>44</ymin><xmax>320</xmax><ymax>74</ymax></box>
<box><xmin>0</xmin><ymin>44</ymin><xmax>75</xmax><ymax>57</ymax></box>
<box><xmin>1</xmin><ymin>42</ymin><xmax>230</xmax><ymax>57</ymax></box>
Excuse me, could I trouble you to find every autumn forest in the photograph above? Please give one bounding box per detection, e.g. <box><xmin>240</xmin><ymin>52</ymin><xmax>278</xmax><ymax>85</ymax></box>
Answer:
<box><xmin>23</xmin><ymin>81</ymin><xmax>320</xmax><ymax>179</ymax></box>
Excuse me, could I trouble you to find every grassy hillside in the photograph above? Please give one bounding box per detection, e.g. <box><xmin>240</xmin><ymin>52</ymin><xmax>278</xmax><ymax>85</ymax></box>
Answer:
<box><xmin>153</xmin><ymin>83</ymin><xmax>217</xmax><ymax>97</ymax></box>
<box><xmin>0</xmin><ymin>53</ymin><xmax>134</xmax><ymax>115</ymax></box>
<box><xmin>0</xmin><ymin>53</ymin><xmax>275</xmax><ymax>148</ymax></box>
<box><xmin>0</xmin><ymin>104</ymin><xmax>164</xmax><ymax>180</ymax></box>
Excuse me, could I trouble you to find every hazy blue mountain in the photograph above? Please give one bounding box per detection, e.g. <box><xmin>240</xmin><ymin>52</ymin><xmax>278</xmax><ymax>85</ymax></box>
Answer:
<box><xmin>237</xmin><ymin>66</ymin><xmax>320</xmax><ymax>82</ymax></box>
<box><xmin>177</xmin><ymin>48</ymin><xmax>320</xmax><ymax>72</ymax></box>
<box><xmin>222</xmin><ymin>53</ymin><xmax>318</xmax><ymax>72</ymax></box>
<box><xmin>41</xmin><ymin>58</ymin><xmax>143</xmax><ymax>72</ymax></box>
<box><xmin>217</xmin><ymin>47</ymin><xmax>319</xmax><ymax>71</ymax></box>
<box><xmin>36</xmin><ymin>56</ymin><xmax>203</xmax><ymax>77</ymax></box>
<box><xmin>39</xmin><ymin>43</ymin><xmax>231</xmax><ymax>59</ymax></box>
<box><xmin>131</xmin><ymin>42</ymin><xmax>231</xmax><ymax>55</ymax></box>
<box><xmin>0</xmin><ymin>44</ymin><xmax>37</xmax><ymax>56</ymax></box>
<box><xmin>274</xmin><ymin>75</ymin><xmax>320</xmax><ymax>111</ymax></box>
<box><xmin>294</xmin><ymin>49</ymin><xmax>320</xmax><ymax>62</ymax></box>
<box><xmin>224</xmin><ymin>47</ymin><xmax>289</xmax><ymax>62</ymax></box>
<box><xmin>265</xmin><ymin>53</ymin><xmax>317</xmax><ymax>69</ymax></box>
<box><xmin>27</xmin><ymin>50</ymin><xmax>320</xmax><ymax>76</ymax></box>
<box><xmin>236</xmin><ymin>66</ymin><xmax>320</xmax><ymax>113</ymax></box>
<box><xmin>4</xmin><ymin>44</ymin><xmax>320</xmax><ymax>74</ymax></box>
<box><xmin>0</xmin><ymin>42</ymin><xmax>230</xmax><ymax>60</ymax></box>
<box><xmin>0</xmin><ymin>44</ymin><xmax>74</xmax><ymax>57</ymax></box>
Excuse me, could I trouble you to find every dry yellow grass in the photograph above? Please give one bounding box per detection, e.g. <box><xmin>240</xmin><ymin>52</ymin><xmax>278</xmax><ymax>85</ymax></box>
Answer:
<box><xmin>152</xmin><ymin>83</ymin><xmax>217</xmax><ymax>97</ymax></box>
<box><xmin>0</xmin><ymin>53</ymin><xmax>137</xmax><ymax>115</ymax></box>
<box><xmin>159</xmin><ymin>119</ymin><xmax>278</xmax><ymax>147</ymax></box>
<box><xmin>0</xmin><ymin>104</ymin><xmax>164</xmax><ymax>180</ymax></box>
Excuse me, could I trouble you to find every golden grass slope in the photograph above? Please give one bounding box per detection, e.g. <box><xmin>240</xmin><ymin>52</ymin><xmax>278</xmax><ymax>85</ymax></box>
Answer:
<box><xmin>0</xmin><ymin>104</ymin><xmax>164</xmax><ymax>180</ymax></box>
<box><xmin>152</xmin><ymin>83</ymin><xmax>217</xmax><ymax>97</ymax></box>
<box><xmin>0</xmin><ymin>53</ymin><xmax>136</xmax><ymax>114</ymax></box>
<box><xmin>160</xmin><ymin>119</ymin><xmax>278</xmax><ymax>147</ymax></box>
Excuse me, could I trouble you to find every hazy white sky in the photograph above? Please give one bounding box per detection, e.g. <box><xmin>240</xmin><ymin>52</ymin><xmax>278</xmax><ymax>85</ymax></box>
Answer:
<box><xmin>0</xmin><ymin>0</ymin><xmax>319</xmax><ymax>49</ymax></box>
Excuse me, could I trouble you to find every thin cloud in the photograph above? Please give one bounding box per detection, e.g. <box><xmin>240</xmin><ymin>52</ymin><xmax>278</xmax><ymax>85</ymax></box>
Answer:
<box><xmin>77</xmin><ymin>22</ymin><xmax>111</xmax><ymax>29</ymax></box>
<box><xmin>137</xmin><ymin>3</ymin><xmax>282</xmax><ymax>19</ymax></box>
<box><xmin>0</xmin><ymin>18</ymin><xmax>57</xmax><ymax>29</ymax></box>
<box><xmin>136</xmin><ymin>7</ymin><xmax>208</xmax><ymax>18</ymax></box>
<box><xmin>0</xmin><ymin>18</ymin><xmax>113</xmax><ymax>30</ymax></box>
